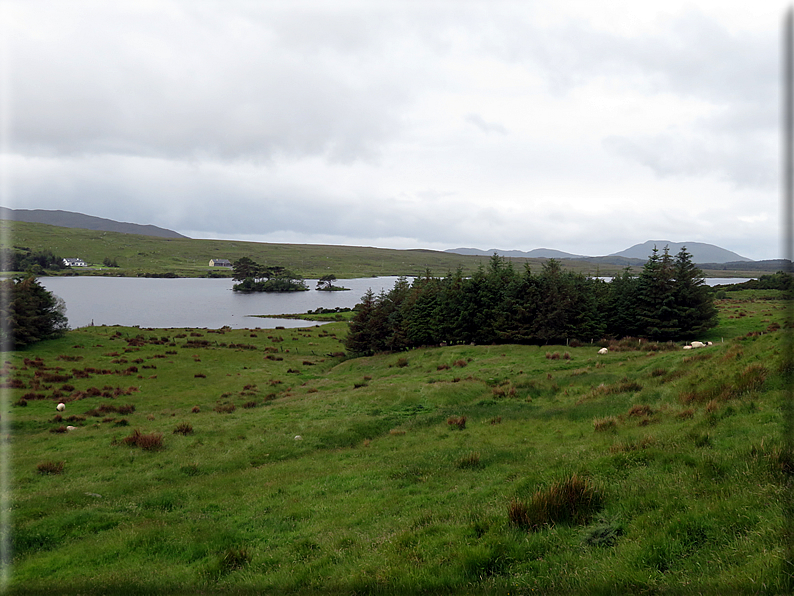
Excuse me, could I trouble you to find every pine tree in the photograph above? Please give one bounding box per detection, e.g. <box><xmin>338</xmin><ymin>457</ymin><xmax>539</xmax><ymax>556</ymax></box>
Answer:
<box><xmin>673</xmin><ymin>246</ymin><xmax>718</xmax><ymax>336</ymax></box>
<box><xmin>635</xmin><ymin>246</ymin><xmax>680</xmax><ymax>340</ymax></box>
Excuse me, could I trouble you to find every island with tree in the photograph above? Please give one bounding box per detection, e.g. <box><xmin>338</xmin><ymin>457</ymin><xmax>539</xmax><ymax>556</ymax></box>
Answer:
<box><xmin>316</xmin><ymin>274</ymin><xmax>349</xmax><ymax>291</ymax></box>
<box><xmin>231</xmin><ymin>257</ymin><xmax>308</xmax><ymax>292</ymax></box>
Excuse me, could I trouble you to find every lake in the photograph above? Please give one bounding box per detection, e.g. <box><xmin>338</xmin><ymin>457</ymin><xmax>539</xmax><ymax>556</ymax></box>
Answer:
<box><xmin>40</xmin><ymin>275</ymin><xmax>755</xmax><ymax>330</ymax></box>
<box><xmin>40</xmin><ymin>277</ymin><xmax>403</xmax><ymax>330</ymax></box>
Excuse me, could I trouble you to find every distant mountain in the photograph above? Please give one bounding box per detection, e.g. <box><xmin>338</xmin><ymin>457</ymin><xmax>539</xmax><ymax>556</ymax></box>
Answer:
<box><xmin>0</xmin><ymin>207</ymin><xmax>188</xmax><ymax>239</ymax></box>
<box><xmin>447</xmin><ymin>241</ymin><xmax>752</xmax><ymax>265</ymax></box>
<box><xmin>609</xmin><ymin>241</ymin><xmax>751</xmax><ymax>264</ymax></box>
<box><xmin>445</xmin><ymin>247</ymin><xmax>584</xmax><ymax>259</ymax></box>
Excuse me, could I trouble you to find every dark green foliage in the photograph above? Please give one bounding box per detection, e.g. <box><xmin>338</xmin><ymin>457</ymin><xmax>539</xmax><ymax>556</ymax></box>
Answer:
<box><xmin>345</xmin><ymin>247</ymin><xmax>717</xmax><ymax>352</ymax></box>
<box><xmin>0</xmin><ymin>248</ymin><xmax>65</xmax><ymax>273</ymax></box>
<box><xmin>231</xmin><ymin>257</ymin><xmax>307</xmax><ymax>292</ymax></box>
<box><xmin>1</xmin><ymin>276</ymin><xmax>69</xmax><ymax>349</ymax></box>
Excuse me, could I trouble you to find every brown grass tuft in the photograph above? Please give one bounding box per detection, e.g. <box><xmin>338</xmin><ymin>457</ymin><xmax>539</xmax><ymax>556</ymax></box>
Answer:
<box><xmin>508</xmin><ymin>474</ymin><xmax>602</xmax><ymax>531</ymax></box>
<box><xmin>593</xmin><ymin>416</ymin><xmax>617</xmax><ymax>432</ymax></box>
<box><xmin>37</xmin><ymin>460</ymin><xmax>64</xmax><ymax>474</ymax></box>
<box><xmin>122</xmin><ymin>430</ymin><xmax>164</xmax><ymax>450</ymax></box>
<box><xmin>447</xmin><ymin>415</ymin><xmax>467</xmax><ymax>430</ymax></box>
<box><xmin>173</xmin><ymin>422</ymin><xmax>193</xmax><ymax>435</ymax></box>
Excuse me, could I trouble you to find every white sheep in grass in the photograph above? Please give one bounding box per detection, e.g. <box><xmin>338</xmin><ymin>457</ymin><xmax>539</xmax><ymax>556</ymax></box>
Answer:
<box><xmin>683</xmin><ymin>345</ymin><xmax>693</xmax><ymax>350</ymax></box>
<box><xmin>597</xmin><ymin>347</ymin><xmax>608</xmax><ymax>355</ymax></box>
<box><xmin>56</xmin><ymin>403</ymin><xmax>65</xmax><ymax>412</ymax></box>
<box><xmin>66</xmin><ymin>426</ymin><xmax>77</xmax><ymax>431</ymax></box>
<box><xmin>690</xmin><ymin>341</ymin><xmax>705</xmax><ymax>348</ymax></box>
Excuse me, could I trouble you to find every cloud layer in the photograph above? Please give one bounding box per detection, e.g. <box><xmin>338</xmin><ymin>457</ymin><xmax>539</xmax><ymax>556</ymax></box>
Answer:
<box><xmin>2</xmin><ymin>0</ymin><xmax>783</xmax><ymax>260</ymax></box>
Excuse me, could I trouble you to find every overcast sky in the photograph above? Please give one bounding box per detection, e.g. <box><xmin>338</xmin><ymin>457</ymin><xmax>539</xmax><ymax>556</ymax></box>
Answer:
<box><xmin>0</xmin><ymin>0</ymin><xmax>788</xmax><ymax>260</ymax></box>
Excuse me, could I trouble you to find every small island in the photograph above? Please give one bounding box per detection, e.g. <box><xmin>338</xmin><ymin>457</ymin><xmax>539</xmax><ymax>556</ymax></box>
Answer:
<box><xmin>316</xmin><ymin>274</ymin><xmax>349</xmax><ymax>291</ymax></box>
<box><xmin>231</xmin><ymin>257</ymin><xmax>308</xmax><ymax>292</ymax></box>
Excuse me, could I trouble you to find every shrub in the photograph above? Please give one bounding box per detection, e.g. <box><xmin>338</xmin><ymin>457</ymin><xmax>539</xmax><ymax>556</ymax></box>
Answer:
<box><xmin>396</xmin><ymin>357</ymin><xmax>409</xmax><ymax>368</ymax></box>
<box><xmin>122</xmin><ymin>430</ymin><xmax>164</xmax><ymax>450</ymax></box>
<box><xmin>508</xmin><ymin>474</ymin><xmax>602</xmax><ymax>531</ymax></box>
<box><xmin>13</xmin><ymin>398</ymin><xmax>27</xmax><ymax>407</ymax></box>
<box><xmin>447</xmin><ymin>415</ymin><xmax>466</xmax><ymax>430</ymax></box>
<box><xmin>113</xmin><ymin>419</ymin><xmax>129</xmax><ymax>427</ymax></box>
<box><xmin>437</xmin><ymin>364</ymin><xmax>450</xmax><ymax>370</ymax></box>
<box><xmin>49</xmin><ymin>425</ymin><xmax>67</xmax><ymax>434</ymax></box>
<box><xmin>191</xmin><ymin>406</ymin><xmax>200</xmax><ymax>413</ymax></box>
<box><xmin>37</xmin><ymin>461</ymin><xmax>64</xmax><ymax>475</ymax></box>
<box><xmin>214</xmin><ymin>403</ymin><xmax>236</xmax><ymax>414</ymax></box>
<box><xmin>242</xmin><ymin>401</ymin><xmax>258</xmax><ymax>409</ymax></box>
<box><xmin>173</xmin><ymin>422</ymin><xmax>193</xmax><ymax>435</ymax></box>
<box><xmin>563</xmin><ymin>352</ymin><xmax>571</xmax><ymax>360</ymax></box>
<box><xmin>453</xmin><ymin>359</ymin><xmax>467</xmax><ymax>368</ymax></box>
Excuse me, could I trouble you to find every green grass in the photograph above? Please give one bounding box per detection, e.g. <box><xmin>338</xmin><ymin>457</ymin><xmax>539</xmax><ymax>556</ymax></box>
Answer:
<box><xmin>3</xmin><ymin>291</ymin><xmax>789</xmax><ymax>594</ymax></box>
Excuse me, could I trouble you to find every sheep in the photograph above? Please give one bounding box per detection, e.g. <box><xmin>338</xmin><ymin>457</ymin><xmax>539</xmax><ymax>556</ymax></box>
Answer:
<box><xmin>690</xmin><ymin>341</ymin><xmax>705</xmax><ymax>348</ymax></box>
<box><xmin>294</xmin><ymin>435</ymin><xmax>302</xmax><ymax>440</ymax></box>
<box><xmin>597</xmin><ymin>347</ymin><xmax>608</xmax><ymax>355</ymax></box>
<box><xmin>683</xmin><ymin>345</ymin><xmax>693</xmax><ymax>350</ymax></box>
<box><xmin>56</xmin><ymin>403</ymin><xmax>66</xmax><ymax>412</ymax></box>
<box><xmin>66</xmin><ymin>425</ymin><xmax>77</xmax><ymax>431</ymax></box>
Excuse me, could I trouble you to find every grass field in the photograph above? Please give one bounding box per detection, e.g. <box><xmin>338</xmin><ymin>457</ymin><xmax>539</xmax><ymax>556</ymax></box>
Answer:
<box><xmin>0</xmin><ymin>220</ymin><xmax>766</xmax><ymax>280</ymax></box>
<box><xmin>3</xmin><ymin>290</ymin><xmax>790</xmax><ymax>594</ymax></box>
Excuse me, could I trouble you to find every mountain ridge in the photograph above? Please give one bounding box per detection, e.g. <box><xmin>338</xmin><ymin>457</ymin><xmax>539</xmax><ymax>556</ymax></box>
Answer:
<box><xmin>446</xmin><ymin>241</ymin><xmax>751</xmax><ymax>265</ymax></box>
<box><xmin>0</xmin><ymin>207</ymin><xmax>188</xmax><ymax>239</ymax></box>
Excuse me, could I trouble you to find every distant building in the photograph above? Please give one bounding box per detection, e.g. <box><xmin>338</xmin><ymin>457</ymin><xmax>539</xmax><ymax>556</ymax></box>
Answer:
<box><xmin>63</xmin><ymin>258</ymin><xmax>87</xmax><ymax>267</ymax></box>
<box><xmin>209</xmin><ymin>258</ymin><xmax>232</xmax><ymax>267</ymax></box>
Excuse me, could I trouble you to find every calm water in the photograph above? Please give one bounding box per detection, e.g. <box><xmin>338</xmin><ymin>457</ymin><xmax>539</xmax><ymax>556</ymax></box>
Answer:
<box><xmin>40</xmin><ymin>275</ymin><xmax>755</xmax><ymax>331</ymax></box>
<box><xmin>40</xmin><ymin>277</ymin><xmax>403</xmax><ymax>330</ymax></box>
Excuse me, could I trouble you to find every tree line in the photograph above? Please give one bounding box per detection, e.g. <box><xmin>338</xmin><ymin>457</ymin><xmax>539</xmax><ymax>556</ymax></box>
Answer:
<box><xmin>345</xmin><ymin>246</ymin><xmax>718</xmax><ymax>355</ymax></box>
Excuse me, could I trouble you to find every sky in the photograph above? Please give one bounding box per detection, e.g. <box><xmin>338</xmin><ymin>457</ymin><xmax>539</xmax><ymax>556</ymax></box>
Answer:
<box><xmin>0</xmin><ymin>0</ymin><xmax>788</xmax><ymax>260</ymax></box>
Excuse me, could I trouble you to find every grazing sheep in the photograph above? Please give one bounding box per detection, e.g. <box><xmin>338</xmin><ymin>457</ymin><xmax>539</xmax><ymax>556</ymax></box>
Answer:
<box><xmin>56</xmin><ymin>403</ymin><xmax>65</xmax><ymax>412</ymax></box>
<box><xmin>597</xmin><ymin>348</ymin><xmax>608</xmax><ymax>355</ymax></box>
<box><xmin>683</xmin><ymin>345</ymin><xmax>693</xmax><ymax>350</ymax></box>
<box><xmin>690</xmin><ymin>341</ymin><xmax>705</xmax><ymax>348</ymax></box>
<box><xmin>66</xmin><ymin>425</ymin><xmax>77</xmax><ymax>431</ymax></box>
<box><xmin>294</xmin><ymin>435</ymin><xmax>302</xmax><ymax>440</ymax></box>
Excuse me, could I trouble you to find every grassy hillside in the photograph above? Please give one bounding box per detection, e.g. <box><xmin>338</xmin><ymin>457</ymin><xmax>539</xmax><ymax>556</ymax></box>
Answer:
<box><xmin>4</xmin><ymin>290</ymin><xmax>789</xmax><ymax>594</ymax></box>
<box><xmin>1</xmin><ymin>220</ymin><xmax>763</xmax><ymax>279</ymax></box>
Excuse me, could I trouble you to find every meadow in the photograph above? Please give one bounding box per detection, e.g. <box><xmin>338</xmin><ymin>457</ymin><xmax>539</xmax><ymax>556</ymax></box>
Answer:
<box><xmin>3</xmin><ymin>289</ymin><xmax>790</xmax><ymax>594</ymax></box>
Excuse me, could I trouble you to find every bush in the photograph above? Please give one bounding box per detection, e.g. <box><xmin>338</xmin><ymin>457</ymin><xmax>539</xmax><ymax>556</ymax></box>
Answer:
<box><xmin>509</xmin><ymin>474</ymin><xmax>602</xmax><ymax>531</ymax></box>
<box><xmin>396</xmin><ymin>357</ymin><xmax>409</xmax><ymax>368</ymax></box>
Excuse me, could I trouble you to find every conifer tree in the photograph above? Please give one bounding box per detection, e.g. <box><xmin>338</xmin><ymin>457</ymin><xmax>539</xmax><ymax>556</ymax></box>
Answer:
<box><xmin>673</xmin><ymin>246</ymin><xmax>718</xmax><ymax>336</ymax></box>
<box><xmin>635</xmin><ymin>246</ymin><xmax>680</xmax><ymax>340</ymax></box>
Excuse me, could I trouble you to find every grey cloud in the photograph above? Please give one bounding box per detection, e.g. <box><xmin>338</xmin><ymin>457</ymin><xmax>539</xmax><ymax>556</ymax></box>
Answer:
<box><xmin>602</xmin><ymin>131</ymin><xmax>775</xmax><ymax>189</ymax></box>
<box><xmin>8</xmin><ymin>3</ymin><xmax>411</xmax><ymax>163</ymax></box>
<box><xmin>464</xmin><ymin>114</ymin><xmax>507</xmax><ymax>135</ymax></box>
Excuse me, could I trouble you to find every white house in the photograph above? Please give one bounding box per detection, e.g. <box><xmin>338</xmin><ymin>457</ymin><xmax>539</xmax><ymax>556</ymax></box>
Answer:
<box><xmin>209</xmin><ymin>258</ymin><xmax>232</xmax><ymax>267</ymax></box>
<box><xmin>63</xmin><ymin>258</ymin><xmax>87</xmax><ymax>267</ymax></box>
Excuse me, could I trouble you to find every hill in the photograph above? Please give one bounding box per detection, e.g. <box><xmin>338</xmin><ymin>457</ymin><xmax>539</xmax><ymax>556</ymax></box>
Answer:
<box><xmin>448</xmin><ymin>241</ymin><xmax>752</xmax><ymax>265</ymax></box>
<box><xmin>609</xmin><ymin>240</ymin><xmax>751</xmax><ymax>263</ymax></box>
<box><xmin>0</xmin><ymin>207</ymin><xmax>188</xmax><ymax>239</ymax></box>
